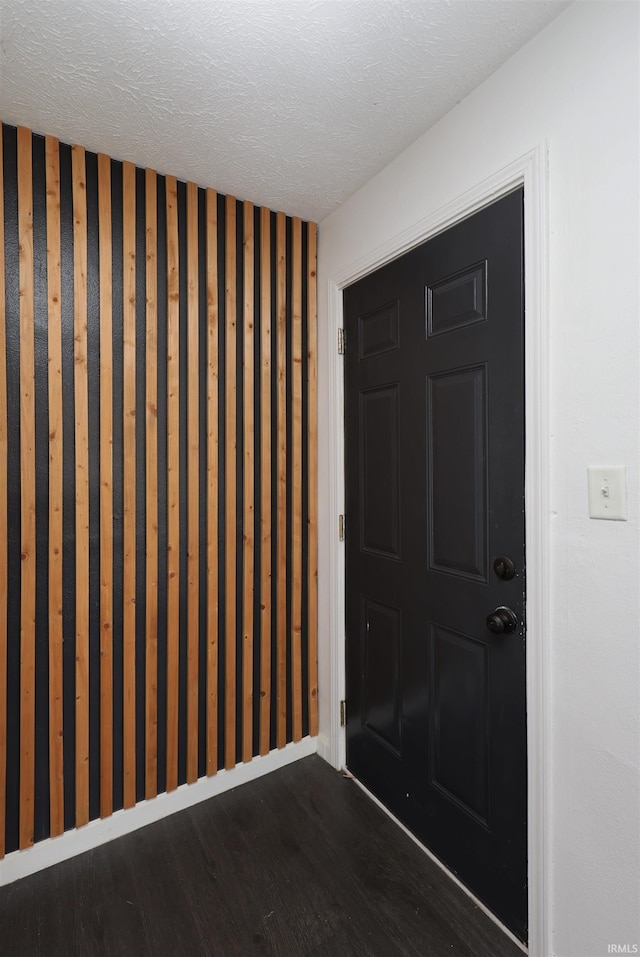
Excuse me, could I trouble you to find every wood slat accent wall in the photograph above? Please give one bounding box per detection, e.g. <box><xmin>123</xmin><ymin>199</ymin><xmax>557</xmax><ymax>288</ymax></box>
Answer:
<box><xmin>0</xmin><ymin>122</ymin><xmax>318</xmax><ymax>856</ymax></box>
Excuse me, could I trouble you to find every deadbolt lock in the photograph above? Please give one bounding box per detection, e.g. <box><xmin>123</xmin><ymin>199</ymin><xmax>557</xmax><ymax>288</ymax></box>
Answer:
<box><xmin>493</xmin><ymin>556</ymin><xmax>516</xmax><ymax>580</ymax></box>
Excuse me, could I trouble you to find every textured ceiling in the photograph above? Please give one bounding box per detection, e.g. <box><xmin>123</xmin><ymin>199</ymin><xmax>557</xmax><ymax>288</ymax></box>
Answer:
<box><xmin>0</xmin><ymin>0</ymin><xmax>568</xmax><ymax>221</ymax></box>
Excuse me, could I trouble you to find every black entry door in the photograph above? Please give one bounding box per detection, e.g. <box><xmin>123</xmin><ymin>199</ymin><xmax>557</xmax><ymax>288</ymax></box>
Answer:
<box><xmin>344</xmin><ymin>190</ymin><xmax>527</xmax><ymax>941</ymax></box>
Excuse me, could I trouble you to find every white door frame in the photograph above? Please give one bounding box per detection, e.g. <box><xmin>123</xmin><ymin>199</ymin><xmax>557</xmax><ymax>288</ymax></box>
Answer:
<box><xmin>322</xmin><ymin>143</ymin><xmax>551</xmax><ymax>955</ymax></box>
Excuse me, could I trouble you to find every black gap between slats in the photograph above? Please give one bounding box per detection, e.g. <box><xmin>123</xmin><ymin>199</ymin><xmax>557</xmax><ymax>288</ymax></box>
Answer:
<box><xmin>301</xmin><ymin>221</ymin><xmax>310</xmax><ymax>739</ymax></box>
<box><xmin>32</xmin><ymin>131</ymin><xmax>51</xmax><ymax>842</ymax></box>
<box><xmin>216</xmin><ymin>192</ymin><xmax>226</xmax><ymax>772</ymax></box>
<box><xmin>197</xmin><ymin>187</ymin><xmax>207</xmax><ymax>780</ymax></box>
<box><xmin>252</xmin><ymin>205</ymin><xmax>262</xmax><ymax>757</ymax></box>
<box><xmin>3</xmin><ymin>124</ymin><xmax>21</xmax><ymax>854</ymax></box>
<box><xmin>110</xmin><ymin>157</ymin><xmax>125</xmax><ymax>814</ymax></box>
<box><xmin>285</xmin><ymin>216</ymin><xmax>293</xmax><ymax>745</ymax></box>
<box><xmin>134</xmin><ymin>165</ymin><xmax>147</xmax><ymax>805</ymax></box>
<box><xmin>234</xmin><ymin>199</ymin><xmax>244</xmax><ymax>767</ymax></box>
<box><xmin>268</xmin><ymin>210</ymin><xmax>278</xmax><ymax>754</ymax></box>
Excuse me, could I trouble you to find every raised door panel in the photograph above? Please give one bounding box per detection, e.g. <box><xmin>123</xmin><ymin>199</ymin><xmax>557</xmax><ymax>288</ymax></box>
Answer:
<box><xmin>359</xmin><ymin>300</ymin><xmax>400</xmax><ymax>359</ymax></box>
<box><xmin>426</xmin><ymin>262</ymin><xmax>487</xmax><ymax>338</ymax></box>
<box><xmin>427</xmin><ymin>366</ymin><xmax>487</xmax><ymax>581</ymax></box>
<box><xmin>428</xmin><ymin>623</ymin><xmax>490</xmax><ymax>827</ymax></box>
<box><xmin>362</xmin><ymin>597</ymin><xmax>402</xmax><ymax>755</ymax></box>
<box><xmin>359</xmin><ymin>385</ymin><xmax>400</xmax><ymax>559</ymax></box>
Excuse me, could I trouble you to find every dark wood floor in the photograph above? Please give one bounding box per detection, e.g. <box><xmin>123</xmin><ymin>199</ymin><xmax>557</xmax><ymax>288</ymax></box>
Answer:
<box><xmin>0</xmin><ymin>755</ymin><xmax>524</xmax><ymax>956</ymax></box>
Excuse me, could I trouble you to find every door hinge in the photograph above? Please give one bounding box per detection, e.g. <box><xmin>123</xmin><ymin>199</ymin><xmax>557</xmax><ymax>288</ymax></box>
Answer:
<box><xmin>338</xmin><ymin>327</ymin><xmax>346</xmax><ymax>355</ymax></box>
<box><xmin>338</xmin><ymin>514</ymin><xmax>345</xmax><ymax>541</ymax></box>
<box><xmin>340</xmin><ymin>700</ymin><xmax>346</xmax><ymax>727</ymax></box>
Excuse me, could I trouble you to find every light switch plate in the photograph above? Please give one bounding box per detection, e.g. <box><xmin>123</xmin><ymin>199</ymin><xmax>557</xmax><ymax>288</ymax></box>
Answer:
<box><xmin>587</xmin><ymin>466</ymin><xmax>627</xmax><ymax>521</ymax></box>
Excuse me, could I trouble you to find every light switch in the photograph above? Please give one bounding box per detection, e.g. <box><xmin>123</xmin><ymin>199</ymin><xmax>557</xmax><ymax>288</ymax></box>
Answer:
<box><xmin>587</xmin><ymin>466</ymin><xmax>627</xmax><ymax>521</ymax></box>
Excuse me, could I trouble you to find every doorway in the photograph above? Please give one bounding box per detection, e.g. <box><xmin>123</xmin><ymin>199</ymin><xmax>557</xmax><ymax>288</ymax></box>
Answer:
<box><xmin>343</xmin><ymin>190</ymin><xmax>527</xmax><ymax>941</ymax></box>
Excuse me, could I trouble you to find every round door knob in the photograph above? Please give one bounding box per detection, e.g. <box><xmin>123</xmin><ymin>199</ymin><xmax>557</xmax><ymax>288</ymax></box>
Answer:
<box><xmin>493</xmin><ymin>556</ymin><xmax>516</xmax><ymax>580</ymax></box>
<box><xmin>486</xmin><ymin>606</ymin><xmax>518</xmax><ymax>635</ymax></box>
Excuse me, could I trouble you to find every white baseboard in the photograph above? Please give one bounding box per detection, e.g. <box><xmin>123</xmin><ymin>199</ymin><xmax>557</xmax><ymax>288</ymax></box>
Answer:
<box><xmin>0</xmin><ymin>736</ymin><xmax>318</xmax><ymax>887</ymax></box>
<box><xmin>316</xmin><ymin>733</ymin><xmax>331</xmax><ymax>763</ymax></box>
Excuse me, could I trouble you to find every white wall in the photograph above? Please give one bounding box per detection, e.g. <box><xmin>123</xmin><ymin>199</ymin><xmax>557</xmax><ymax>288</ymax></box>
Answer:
<box><xmin>316</xmin><ymin>4</ymin><xmax>640</xmax><ymax>957</ymax></box>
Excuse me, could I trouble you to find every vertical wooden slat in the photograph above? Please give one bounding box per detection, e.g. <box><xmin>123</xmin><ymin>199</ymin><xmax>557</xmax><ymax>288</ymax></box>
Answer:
<box><xmin>18</xmin><ymin>127</ymin><xmax>36</xmax><ymax>848</ymax></box>
<box><xmin>242</xmin><ymin>202</ymin><xmax>254</xmax><ymax>764</ymax></box>
<box><xmin>205</xmin><ymin>189</ymin><xmax>218</xmax><ymax>776</ymax></box>
<box><xmin>307</xmin><ymin>224</ymin><xmax>319</xmax><ymax>736</ymax></box>
<box><xmin>259</xmin><ymin>206</ymin><xmax>271</xmax><ymax>756</ymax></box>
<box><xmin>145</xmin><ymin>168</ymin><xmax>158</xmax><ymax>800</ymax></box>
<box><xmin>72</xmin><ymin>144</ymin><xmax>90</xmax><ymax>829</ymax></box>
<box><xmin>122</xmin><ymin>161</ymin><xmax>136</xmax><ymax>809</ymax></box>
<box><xmin>98</xmin><ymin>153</ymin><xmax>113</xmax><ymax>817</ymax></box>
<box><xmin>186</xmin><ymin>181</ymin><xmax>199</xmax><ymax>784</ymax></box>
<box><xmin>46</xmin><ymin>137</ymin><xmax>64</xmax><ymax>835</ymax></box>
<box><xmin>291</xmin><ymin>218</ymin><xmax>303</xmax><ymax>743</ymax></box>
<box><xmin>224</xmin><ymin>194</ymin><xmax>237</xmax><ymax>771</ymax></box>
<box><xmin>0</xmin><ymin>125</ymin><xmax>7</xmax><ymax>856</ymax></box>
<box><xmin>275</xmin><ymin>212</ymin><xmax>287</xmax><ymax>749</ymax></box>
<box><xmin>165</xmin><ymin>175</ymin><xmax>180</xmax><ymax>792</ymax></box>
